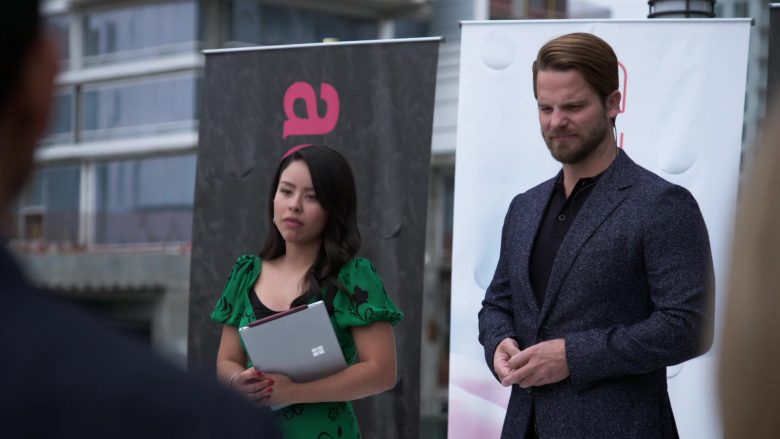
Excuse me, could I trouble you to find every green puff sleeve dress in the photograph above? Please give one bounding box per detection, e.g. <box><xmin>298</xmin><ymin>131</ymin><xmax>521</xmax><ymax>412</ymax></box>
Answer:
<box><xmin>211</xmin><ymin>255</ymin><xmax>404</xmax><ymax>439</ymax></box>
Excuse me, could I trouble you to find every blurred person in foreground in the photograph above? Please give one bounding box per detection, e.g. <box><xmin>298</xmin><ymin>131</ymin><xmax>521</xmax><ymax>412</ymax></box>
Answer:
<box><xmin>0</xmin><ymin>3</ymin><xmax>276</xmax><ymax>437</ymax></box>
<box><xmin>477</xmin><ymin>32</ymin><xmax>715</xmax><ymax>438</ymax></box>
<box><xmin>719</xmin><ymin>102</ymin><xmax>780</xmax><ymax>438</ymax></box>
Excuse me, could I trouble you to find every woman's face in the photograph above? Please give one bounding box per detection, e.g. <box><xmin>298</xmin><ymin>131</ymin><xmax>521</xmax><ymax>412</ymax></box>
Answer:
<box><xmin>273</xmin><ymin>160</ymin><xmax>328</xmax><ymax>247</ymax></box>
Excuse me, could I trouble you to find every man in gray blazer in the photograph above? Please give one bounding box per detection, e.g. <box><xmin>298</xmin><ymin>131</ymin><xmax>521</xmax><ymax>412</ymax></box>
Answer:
<box><xmin>478</xmin><ymin>33</ymin><xmax>714</xmax><ymax>438</ymax></box>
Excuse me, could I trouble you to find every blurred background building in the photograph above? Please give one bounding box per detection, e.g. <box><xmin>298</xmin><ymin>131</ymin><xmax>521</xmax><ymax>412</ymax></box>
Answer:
<box><xmin>6</xmin><ymin>1</ymin><xmax>769</xmax><ymax>437</ymax></box>
<box><xmin>715</xmin><ymin>0</ymin><xmax>770</xmax><ymax>157</ymax></box>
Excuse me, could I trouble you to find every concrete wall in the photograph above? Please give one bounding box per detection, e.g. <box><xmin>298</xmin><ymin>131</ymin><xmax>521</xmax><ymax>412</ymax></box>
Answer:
<box><xmin>16</xmin><ymin>251</ymin><xmax>191</xmax><ymax>366</ymax></box>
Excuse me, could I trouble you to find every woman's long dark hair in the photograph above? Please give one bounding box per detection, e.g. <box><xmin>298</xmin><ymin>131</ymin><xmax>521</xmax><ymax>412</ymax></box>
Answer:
<box><xmin>259</xmin><ymin>145</ymin><xmax>361</xmax><ymax>311</ymax></box>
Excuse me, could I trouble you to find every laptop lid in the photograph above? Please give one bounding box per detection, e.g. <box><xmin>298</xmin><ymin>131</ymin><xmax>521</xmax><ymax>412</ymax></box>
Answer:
<box><xmin>238</xmin><ymin>300</ymin><xmax>347</xmax><ymax>384</ymax></box>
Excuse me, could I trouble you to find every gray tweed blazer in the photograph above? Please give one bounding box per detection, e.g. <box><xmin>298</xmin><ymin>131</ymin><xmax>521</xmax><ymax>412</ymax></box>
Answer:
<box><xmin>478</xmin><ymin>150</ymin><xmax>714</xmax><ymax>439</ymax></box>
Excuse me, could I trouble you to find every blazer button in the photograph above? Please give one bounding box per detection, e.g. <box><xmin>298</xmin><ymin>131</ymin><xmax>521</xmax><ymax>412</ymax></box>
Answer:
<box><xmin>557</xmin><ymin>214</ymin><xmax>566</xmax><ymax>222</ymax></box>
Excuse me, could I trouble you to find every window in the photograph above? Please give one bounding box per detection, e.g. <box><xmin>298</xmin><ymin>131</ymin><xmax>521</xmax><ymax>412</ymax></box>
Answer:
<box><xmin>229</xmin><ymin>1</ymin><xmax>378</xmax><ymax>46</ymax></box>
<box><xmin>81</xmin><ymin>73</ymin><xmax>199</xmax><ymax>141</ymax></box>
<box><xmin>43</xmin><ymin>89</ymin><xmax>75</xmax><ymax>145</ymax></box>
<box><xmin>83</xmin><ymin>0</ymin><xmax>200</xmax><ymax>65</ymax></box>
<box><xmin>442</xmin><ymin>174</ymin><xmax>454</xmax><ymax>258</ymax></box>
<box><xmin>733</xmin><ymin>2</ymin><xmax>749</xmax><ymax>18</ymax></box>
<box><xmin>46</xmin><ymin>14</ymin><xmax>70</xmax><ymax>65</ymax></box>
<box><xmin>15</xmin><ymin>165</ymin><xmax>80</xmax><ymax>244</ymax></box>
<box><xmin>95</xmin><ymin>154</ymin><xmax>196</xmax><ymax>244</ymax></box>
<box><xmin>527</xmin><ymin>0</ymin><xmax>566</xmax><ymax>19</ymax></box>
<box><xmin>490</xmin><ymin>0</ymin><xmax>514</xmax><ymax>19</ymax></box>
<box><xmin>394</xmin><ymin>17</ymin><xmax>431</xmax><ymax>39</ymax></box>
<box><xmin>420</xmin><ymin>167</ymin><xmax>454</xmax><ymax>438</ymax></box>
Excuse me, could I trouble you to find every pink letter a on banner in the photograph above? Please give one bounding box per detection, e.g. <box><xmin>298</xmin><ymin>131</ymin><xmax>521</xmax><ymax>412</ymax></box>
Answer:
<box><xmin>283</xmin><ymin>82</ymin><xmax>340</xmax><ymax>139</ymax></box>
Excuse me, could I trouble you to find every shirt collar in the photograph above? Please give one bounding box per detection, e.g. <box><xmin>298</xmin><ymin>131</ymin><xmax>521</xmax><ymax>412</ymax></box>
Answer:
<box><xmin>554</xmin><ymin>169</ymin><xmax>605</xmax><ymax>192</ymax></box>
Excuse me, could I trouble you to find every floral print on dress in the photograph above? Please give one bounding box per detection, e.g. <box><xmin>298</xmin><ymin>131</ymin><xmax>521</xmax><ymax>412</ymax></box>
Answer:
<box><xmin>210</xmin><ymin>255</ymin><xmax>403</xmax><ymax>439</ymax></box>
<box><xmin>328</xmin><ymin>406</ymin><xmax>340</xmax><ymax>421</ymax></box>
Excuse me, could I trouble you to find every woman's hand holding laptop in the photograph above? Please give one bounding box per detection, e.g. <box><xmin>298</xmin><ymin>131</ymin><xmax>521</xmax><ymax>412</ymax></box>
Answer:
<box><xmin>228</xmin><ymin>368</ymin><xmax>275</xmax><ymax>403</ymax></box>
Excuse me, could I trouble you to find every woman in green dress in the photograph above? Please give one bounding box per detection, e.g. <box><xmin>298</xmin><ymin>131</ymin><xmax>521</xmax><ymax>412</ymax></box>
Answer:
<box><xmin>212</xmin><ymin>145</ymin><xmax>403</xmax><ymax>438</ymax></box>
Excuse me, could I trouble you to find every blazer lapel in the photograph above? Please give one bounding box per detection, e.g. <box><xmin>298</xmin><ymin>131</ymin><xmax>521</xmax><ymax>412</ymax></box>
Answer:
<box><xmin>538</xmin><ymin>151</ymin><xmax>636</xmax><ymax>325</ymax></box>
<box><xmin>516</xmin><ymin>175</ymin><xmax>559</xmax><ymax>314</ymax></box>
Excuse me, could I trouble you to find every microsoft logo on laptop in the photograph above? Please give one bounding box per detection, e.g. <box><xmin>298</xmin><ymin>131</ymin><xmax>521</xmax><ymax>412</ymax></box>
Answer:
<box><xmin>311</xmin><ymin>345</ymin><xmax>325</xmax><ymax>357</ymax></box>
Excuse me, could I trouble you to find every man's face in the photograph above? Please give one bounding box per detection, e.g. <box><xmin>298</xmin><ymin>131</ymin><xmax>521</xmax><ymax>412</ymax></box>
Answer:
<box><xmin>536</xmin><ymin>69</ymin><xmax>617</xmax><ymax>164</ymax></box>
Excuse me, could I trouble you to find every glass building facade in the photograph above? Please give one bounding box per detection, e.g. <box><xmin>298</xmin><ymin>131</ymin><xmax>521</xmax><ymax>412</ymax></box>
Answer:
<box><xmin>23</xmin><ymin>1</ymin><xmax>451</xmax><ymax>436</ymax></box>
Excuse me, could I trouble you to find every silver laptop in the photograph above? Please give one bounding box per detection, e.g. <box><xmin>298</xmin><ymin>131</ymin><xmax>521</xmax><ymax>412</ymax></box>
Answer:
<box><xmin>239</xmin><ymin>300</ymin><xmax>347</xmax><ymax>387</ymax></box>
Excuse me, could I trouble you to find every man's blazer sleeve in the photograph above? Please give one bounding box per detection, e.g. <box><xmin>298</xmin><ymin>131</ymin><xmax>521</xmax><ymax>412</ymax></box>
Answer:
<box><xmin>478</xmin><ymin>195</ymin><xmax>521</xmax><ymax>380</ymax></box>
<box><xmin>565</xmin><ymin>185</ymin><xmax>715</xmax><ymax>387</ymax></box>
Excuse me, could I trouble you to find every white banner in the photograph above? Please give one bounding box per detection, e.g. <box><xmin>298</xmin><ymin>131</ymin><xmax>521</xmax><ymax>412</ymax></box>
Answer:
<box><xmin>449</xmin><ymin>19</ymin><xmax>750</xmax><ymax>439</ymax></box>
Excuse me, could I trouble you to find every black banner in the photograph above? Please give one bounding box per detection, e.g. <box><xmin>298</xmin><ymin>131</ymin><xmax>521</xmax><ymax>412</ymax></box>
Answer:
<box><xmin>188</xmin><ymin>38</ymin><xmax>441</xmax><ymax>438</ymax></box>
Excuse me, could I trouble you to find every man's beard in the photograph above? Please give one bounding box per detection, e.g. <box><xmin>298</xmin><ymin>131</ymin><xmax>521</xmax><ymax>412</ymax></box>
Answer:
<box><xmin>543</xmin><ymin>114</ymin><xmax>611</xmax><ymax>164</ymax></box>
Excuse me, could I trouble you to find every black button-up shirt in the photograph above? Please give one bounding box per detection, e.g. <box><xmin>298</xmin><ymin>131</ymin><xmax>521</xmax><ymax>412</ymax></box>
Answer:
<box><xmin>529</xmin><ymin>172</ymin><xmax>602</xmax><ymax>308</ymax></box>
